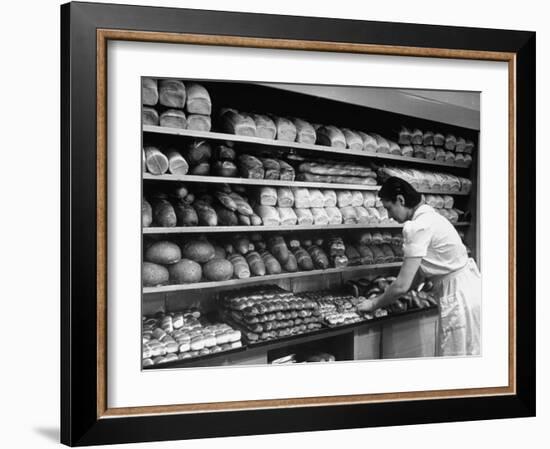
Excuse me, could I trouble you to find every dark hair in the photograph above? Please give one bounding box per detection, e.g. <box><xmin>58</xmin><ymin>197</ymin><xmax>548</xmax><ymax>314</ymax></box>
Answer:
<box><xmin>378</xmin><ymin>176</ymin><xmax>421</xmax><ymax>208</ymax></box>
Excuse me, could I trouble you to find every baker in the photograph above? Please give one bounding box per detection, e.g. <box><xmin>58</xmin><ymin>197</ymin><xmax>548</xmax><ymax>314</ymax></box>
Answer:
<box><xmin>358</xmin><ymin>176</ymin><xmax>481</xmax><ymax>356</ymax></box>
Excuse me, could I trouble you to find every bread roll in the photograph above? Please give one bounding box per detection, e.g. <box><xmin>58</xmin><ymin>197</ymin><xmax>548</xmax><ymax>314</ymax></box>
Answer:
<box><xmin>292</xmin><ymin>118</ymin><xmax>316</xmax><ymax>144</ymax></box>
<box><xmin>142</xmin><ymin>107</ymin><xmax>159</xmax><ymax>126</ymax></box>
<box><xmin>400</xmin><ymin>145</ymin><xmax>413</xmax><ymax>157</ymax></box>
<box><xmin>142</xmin><ymin>78</ymin><xmax>158</xmax><ymax>106</ymax></box>
<box><xmin>398</xmin><ymin>126</ymin><xmax>412</xmax><ymax>145</ymax></box>
<box><xmin>159</xmin><ymin>79</ymin><xmax>186</xmax><ymax>108</ymax></box>
<box><xmin>445</xmin><ymin>134</ymin><xmax>457</xmax><ymax>151</ymax></box>
<box><xmin>221</xmin><ymin>110</ymin><xmax>256</xmax><ymax>136</ymax></box>
<box><xmin>433</xmin><ymin>132</ymin><xmax>445</xmax><ymax>146</ymax></box>
<box><xmin>277</xmin><ymin>187</ymin><xmax>294</xmax><ymax>207</ymax></box>
<box><xmin>185</xmin><ymin>83</ymin><xmax>212</xmax><ymax>115</ymax></box>
<box><xmin>271</xmin><ymin>116</ymin><xmax>297</xmax><ymax>142</ymax></box>
<box><xmin>160</xmin><ymin>109</ymin><xmax>187</xmax><ymax>128</ymax></box>
<box><xmin>311</xmin><ymin>207</ymin><xmax>329</xmax><ymax>225</ymax></box>
<box><xmin>336</xmin><ymin>190</ymin><xmax>352</xmax><ymax>208</ymax></box>
<box><xmin>411</xmin><ymin>128</ymin><xmax>423</xmax><ymax>145</ymax></box>
<box><xmin>371</xmin><ymin>133</ymin><xmax>390</xmax><ymax>153</ymax></box>
<box><xmin>166</xmin><ymin>150</ymin><xmax>189</xmax><ymax>175</ymax></box>
<box><xmin>316</xmin><ymin>125</ymin><xmax>346</xmax><ymax>148</ymax></box>
<box><xmin>254</xmin><ymin>205</ymin><xmax>280</xmax><ymax>226</ymax></box>
<box><xmin>342</xmin><ymin>128</ymin><xmax>363</xmax><ymax>151</ymax></box>
<box><xmin>144</xmin><ymin>146</ymin><xmax>169</xmax><ymax>175</ymax></box>
<box><xmin>325</xmin><ymin>206</ymin><xmax>343</xmax><ymax>225</ymax></box>
<box><xmin>455</xmin><ymin>137</ymin><xmax>466</xmax><ymax>153</ymax></box>
<box><xmin>357</xmin><ymin>131</ymin><xmax>377</xmax><ymax>152</ymax></box>
<box><xmin>250</xmin><ymin>114</ymin><xmax>276</xmax><ymax>139</ymax></box>
<box><xmin>260</xmin><ymin>187</ymin><xmax>277</xmax><ymax>206</ymax></box>
<box><xmin>186</xmin><ymin>114</ymin><xmax>211</xmax><ymax>132</ymax></box>
<box><xmin>424</xmin><ymin>145</ymin><xmax>436</xmax><ymax>160</ymax></box>
<box><xmin>295</xmin><ymin>208</ymin><xmax>314</xmax><ymax>226</ymax></box>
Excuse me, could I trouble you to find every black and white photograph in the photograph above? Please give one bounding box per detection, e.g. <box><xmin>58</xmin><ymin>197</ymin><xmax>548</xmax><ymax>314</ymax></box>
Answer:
<box><xmin>141</xmin><ymin>79</ymin><xmax>481</xmax><ymax>369</ymax></box>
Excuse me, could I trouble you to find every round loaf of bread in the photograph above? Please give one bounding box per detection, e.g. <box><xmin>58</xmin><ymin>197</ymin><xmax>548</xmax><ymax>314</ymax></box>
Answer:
<box><xmin>181</xmin><ymin>240</ymin><xmax>216</xmax><ymax>263</ymax></box>
<box><xmin>203</xmin><ymin>258</ymin><xmax>234</xmax><ymax>281</ymax></box>
<box><xmin>142</xmin><ymin>262</ymin><xmax>169</xmax><ymax>287</ymax></box>
<box><xmin>168</xmin><ymin>258</ymin><xmax>202</xmax><ymax>284</ymax></box>
<box><xmin>145</xmin><ymin>241</ymin><xmax>181</xmax><ymax>265</ymax></box>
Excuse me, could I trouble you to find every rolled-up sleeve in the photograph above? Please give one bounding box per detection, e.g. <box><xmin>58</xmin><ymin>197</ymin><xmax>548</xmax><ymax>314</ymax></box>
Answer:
<box><xmin>402</xmin><ymin>221</ymin><xmax>432</xmax><ymax>258</ymax></box>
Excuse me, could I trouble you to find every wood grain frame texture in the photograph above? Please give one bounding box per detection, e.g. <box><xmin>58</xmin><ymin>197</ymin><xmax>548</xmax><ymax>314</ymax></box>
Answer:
<box><xmin>96</xmin><ymin>29</ymin><xmax>517</xmax><ymax>419</ymax></box>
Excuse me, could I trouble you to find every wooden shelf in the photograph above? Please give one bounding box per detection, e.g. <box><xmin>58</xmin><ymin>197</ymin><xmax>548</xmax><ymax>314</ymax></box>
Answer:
<box><xmin>142</xmin><ymin>174</ymin><xmax>470</xmax><ymax>196</ymax></box>
<box><xmin>143</xmin><ymin>222</ymin><xmax>470</xmax><ymax>234</ymax></box>
<box><xmin>143</xmin><ymin>126</ymin><xmax>469</xmax><ymax>169</ymax></box>
<box><xmin>142</xmin><ymin>262</ymin><xmax>402</xmax><ymax>294</ymax></box>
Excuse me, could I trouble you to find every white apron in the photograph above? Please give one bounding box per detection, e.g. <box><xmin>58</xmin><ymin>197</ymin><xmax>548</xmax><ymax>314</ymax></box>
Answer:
<box><xmin>430</xmin><ymin>258</ymin><xmax>481</xmax><ymax>357</ymax></box>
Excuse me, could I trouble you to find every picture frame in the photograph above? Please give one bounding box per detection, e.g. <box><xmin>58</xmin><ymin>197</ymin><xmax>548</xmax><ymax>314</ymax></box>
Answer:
<box><xmin>61</xmin><ymin>1</ymin><xmax>536</xmax><ymax>446</ymax></box>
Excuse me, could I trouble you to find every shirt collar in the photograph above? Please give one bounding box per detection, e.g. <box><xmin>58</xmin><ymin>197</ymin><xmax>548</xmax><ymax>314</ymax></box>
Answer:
<box><xmin>412</xmin><ymin>204</ymin><xmax>433</xmax><ymax>220</ymax></box>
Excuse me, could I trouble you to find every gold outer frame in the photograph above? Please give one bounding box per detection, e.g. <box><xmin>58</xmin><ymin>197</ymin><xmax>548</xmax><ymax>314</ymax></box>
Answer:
<box><xmin>96</xmin><ymin>29</ymin><xmax>516</xmax><ymax>419</ymax></box>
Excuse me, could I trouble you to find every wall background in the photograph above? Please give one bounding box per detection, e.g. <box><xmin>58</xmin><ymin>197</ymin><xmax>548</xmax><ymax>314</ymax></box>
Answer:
<box><xmin>0</xmin><ymin>0</ymin><xmax>545</xmax><ymax>447</ymax></box>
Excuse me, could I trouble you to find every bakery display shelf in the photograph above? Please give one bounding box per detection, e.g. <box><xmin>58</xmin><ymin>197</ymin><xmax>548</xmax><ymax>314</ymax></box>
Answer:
<box><xmin>142</xmin><ymin>174</ymin><xmax>471</xmax><ymax>196</ymax></box>
<box><xmin>143</xmin><ymin>222</ymin><xmax>470</xmax><ymax>234</ymax></box>
<box><xmin>142</xmin><ymin>345</ymin><xmax>247</xmax><ymax>370</ymax></box>
<box><xmin>142</xmin><ymin>262</ymin><xmax>402</xmax><ymax>294</ymax></box>
<box><xmin>143</xmin><ymin>125</ymin><xmax>468</xmax><ymax>169</ymax></box>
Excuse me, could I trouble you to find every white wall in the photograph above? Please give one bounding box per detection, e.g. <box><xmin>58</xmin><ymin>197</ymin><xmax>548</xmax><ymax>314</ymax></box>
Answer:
<box><xmin>0</xmin><ymin>0</ymin><xmax>546</xmax><ymax>448</ymax></box>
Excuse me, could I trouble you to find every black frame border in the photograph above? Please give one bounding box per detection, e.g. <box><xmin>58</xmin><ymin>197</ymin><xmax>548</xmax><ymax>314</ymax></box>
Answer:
<box><xmin>61</xmin><ymin>1</ymin><xmax>535</xmax><ymax>446</ymax></box>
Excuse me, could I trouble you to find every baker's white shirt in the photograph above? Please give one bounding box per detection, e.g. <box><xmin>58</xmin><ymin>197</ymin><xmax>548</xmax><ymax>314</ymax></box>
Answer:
<box><xmin>402</xmin><ymin>204</ymin><xmax>468</xmax><ymax>277</ymax></box>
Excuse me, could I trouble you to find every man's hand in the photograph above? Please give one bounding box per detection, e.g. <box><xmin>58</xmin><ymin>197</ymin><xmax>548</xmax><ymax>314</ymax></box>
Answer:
<box><xmin>357</xmin><ymin>297</ymin><xmax>378</xmax><ymax>313</ymax></box>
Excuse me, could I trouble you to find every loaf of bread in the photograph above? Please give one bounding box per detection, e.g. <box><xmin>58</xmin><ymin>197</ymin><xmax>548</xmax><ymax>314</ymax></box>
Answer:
<box><xmin>214</xmin><ymin>205</ymin><xmax>238</xmax><ymax>226</ymax></box>
<box><xmin>142</xmin><ymin>199</ymin><xmax>153</xmax><ymax>227</ymax></box>
<box><xmin>238</xmin><ymin>154</ymin><xmax>264</xmax><ymax>179</ymax></box>
<box><xmin>296</xmin><ymin>173</ymin><xmax>377</xmax><ymax>185</ymax></box>
<box><xmin>160</xmin><ymin>109</ymin><xmax>187</xmax><ymax>128</ymax></box>
<box><xmin>325</xmin><ymin>206</ymin><xmax>343</xmax><ymax>225</ymax></box>
<box><xmin>340</xmin><ymin>206</ymin><xmax>358</xmax><ymax>224</ymax></box>
<box><xmin>455</xmin><ymin>137</ymin><xmax>466</xmax><ymax>153</ymax></box>
<box><xmin>309</xmin><ymin>189</ymin><xmax>325</xmax><ymax>208</ymax></box>
<box><xmin>311</xmin><ymin>207</ymin><xmax>329</xmax><ymax>225</ymax></box>
<box><xmin>295</xmin><ymin>208</ymin><xmax>314</xmax><ymax>226</ymax></box>
<box><xmin>445</xmin><ymin>134</ymin><xmax>457</xmax><ymax>151</ymax></box>
<box><xmin>254</xmin><ymin>205</ymin><xmax>280</xmax><ymax>226</ymax></box>
<box><xmin>277</xmin><ymin>187</ymin><xmax>294</xmax><ymax>207</ymax></box>
<box><xmin>270</xmin><ymin>116</ymin><xmax>296</xmax><ymax>142</ymax></box>
<box><xmin>159</xmin><ymin>79</ymin><xmax>186</xmax><ymax>108</ymax></box>
<box><xmin>388</xmin><ymin>140</ymin><xmax>401</xmax><ymax>155</ymax></box>
<box><xmin>342</xmin><ymin>129</ymin><xmax>363</xmax><ymax>151</ymax></box>
<box><xmin>464</xmin><ymin>140</ymin><xmax>475</xmax><ymax>154</ymax></box>
<box><xmin>260</xmin><ymin>158</ymin><xmax>281</xmax><ymax>180</ymax></box>
<box><xmin>445</xmin><ymin>151</ymin><xmax>456</xmax><ymax>163</ymax></box>
<box><xmin>145</xmin><ymin>240</ymin><xmax>182</xmax><ymax>265</ymax></box>
<box><xmin>282</xmin><ymin>253</ymin><xmax>298</xmax><ymax>272</ymax></box>
<box><xmin>411</xmin><ymin>128</ymin><xmax>423</xmax><ymax>145</ymax></box>
<box><xmin>293</xmin><ymin>247</ymin><xmax>314</xmax><ymax>270</ymax></box>
<box><xmin>278</xmin><ymin>160</ymin><xmax>295</xmax><ymax>181</ymax></box>
<box><xmin>354</xmin><ymin>206</ymin><xmax>370</xmax><ymax>224</ymax></box>
<box><xmin>292</xmin><ymin>188</ymin><xmax>311</xmax><ymax>208</ymax></box>
<box><xmin>398</xmin><ymin>126</ymin><xmax>412</xmax><ymax>145</ymax></box>
<box><xmin>144</xmin><ymin>146</ymin><xmax>169</xmax><ymax>175</ymax></box>
<box><xmin>227</xmin><ymin>254</ymin><xmax>250</xmax><ymax>279</ymax></box>
<box><xmin>401</xmin><ymin>145</ymin><xmax>414</xmax><ymax>157</ymax></box>
<box><xmin>362</xmin><ymin>191</ymin><xmax>376</xmax><ymax>208</ymax></box>
<box><xmin>142</xmin><ymin>107</ymin><xmax>159</xmax><ymax>126</ymax></box>
<box><xmin>345</xmin><ymin>245</ymin><xmax>361</xmax><ymax>265</ymax></box>
<box><xmin>298</xmin><ymin>162</ymin><xmax>374</xmax><ymax>178</ymax></box>
<box><xmin>153</xmin><ymin>199</ymin><xmax>177</xmax><ymax>227</ymax></box>
<box><xmin>435</xmin><ymin>148</ymin><xmax>446</xmax><ymax>162</ymax></box>
<box><xmin>142</xmin><ymin>78</ymin><xmax>158</xmax><ymax>106</ymax></box>
<box><xmin>433</xmin><ymin>132</ymin><xmax>445</xmax><ymax>146</ymax></box>
<box><xmin>423</xmin><ymin>131</ymin><xmax>434</xmax><ymax>146</ymax></box>
<box><xmin>367</xmin><ymin>207</ymin><xmax>381</xmax><ymax>223</ymax></box>
<box><xmin>173</xmin><ymin>201</ymin><xmax>199</xmax><ymax>226</ymax></box>
<box><xmin>193</xmin><ymin>200</ymin><xmax>218</xmax><ymax>226</ymax></box>
<box><xmin>277</xmin><ymin>207</ymin><xmax>298</xmax><ymax>226</ymax></box>
<box><xmin>185</xmin><ymin>140</ymin><xmax>211</xmax><ymax>166</ymax></box>
<box><xmin>292</xmin><ymin>118</ymin><xmax>316</xmax><ymax>144</ymax></box>
<box><xmin>143</xmin><ymin>262</ymin><xmax>170</xmax><ymax>286</ymax></box>
<box><xmin>371</xmin><ymin>133</ymin><xmax>390</xmax><ymax>153</ymax></box>
<box><xmin>307</xmin><ymin>245</ymin><xmax>330</xmax><ymax>269</ymax></box>
<box><xmin>220</xmin><ymin>110</ymin><xmax>256</xmax><ymax>136</ymax></box>
<box><xmin>185</xmin><ymin>83</ymin><xmax>211</xmax><ymax>115</ymax></box>
<box><xmin>356</xmin><ymin>244</ymin><xmax>374</xmax><ymax>264</ymax></box>
<box><xmin>213</xmin><ymin>160</ymin><xmax>238</xmax><ymax>177</ymax></box>
<box><xmin>463</xmin><ymin>154</ymin><xmax>472</xmax><ymax>166</ymax></box>
<box><xmin>250</xmin><ymin>114</ymin><xmax>276</xmax><ymax>139</ymax></box>
<box><xmin>371</xmin><ymin>231</ymin><xmax>384</xmax><ymax>244</ymax></box>
<box><xmin>316</xmin><ymin>125</ymin><xmax>346</xmax><ymax>148</ymax></box>
<box><xmin>357</xmin><ymin>131</ymin><xmax>377</xmax><ymax>153</ymax></box>
<box><xmin>424</xmin><ymin>145</ymin><xmax>436</xmax><ymax>160</ymax></box>
<box><xmin>350</xmin><ymin>191</ymin><xmax>364</xmax><ymax>207</ymax></box>
<box><xmin>186</xmin><ymin>114</ymin><xmax>211</xmax><ymax>132</ymax></box>
<box><xmin>322</xmin><ymin>190</ymin><xmax>337</xmax><ymax>207</ymax></box>
<box><xmin>336</xmin><ymin>190</ymin><xmax>352</xmax><ymax>208</ymax></box>
<box><xmin>259</xmin><ymin>250</ymin><xmax>282</xmax><ymax>274</ymax></box>
<box><xmin>455</xmin><ymin>153</ymin><xmax>466</xmax><ymax>166</ymax></box>
<box><xmin>413</xmin><ymin>145</ymin><xmax>426</xmax><ymax>159</ymax></box>
<box><xmin>190</xmin><ymin>162</ymin><xmax>210</xmax><ymax>175</ymax></box>
<box><xmin>259</xmin><ymin>187</ymin><xmax>277</xmax><ymax>206</ymax></box>
<box><xmin>228</xmin><ymin>192</ymin><xmax>253</xmax><ymax>216</ymax></box>
<box><xmin>166</xmin><ymin>150</ymin><xmax>189</xmax><ymax>175</ymax></box>
<box><xmin>443</xmin><ymin>195</ymin><xmax>454</xmax><ymax>209</ymax></box>
<box><xmin>250</xmin><ymin>213</ymin><xmax>263</xmax><ymax>226</ymax></box>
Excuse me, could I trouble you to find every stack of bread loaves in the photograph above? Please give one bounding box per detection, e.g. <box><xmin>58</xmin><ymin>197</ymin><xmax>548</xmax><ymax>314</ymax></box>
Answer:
<box><xmin>296</xmin><ymin>160</ymin><xmax>377</xmax><ymax>185</ymax></box>
<box><xmin>142</xmin><ymin>309</ymin><xmax>242</xmax><ymax>366</ymax></box>
<box><xmin>142</xmin><ymin>78</ymin><xmax>213</xmax><ymax>131</ymax></box>
<box><xmin>377</xmin><ymin>165</ymin><xmax>472</xmax><ymax>194</ymax></box>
